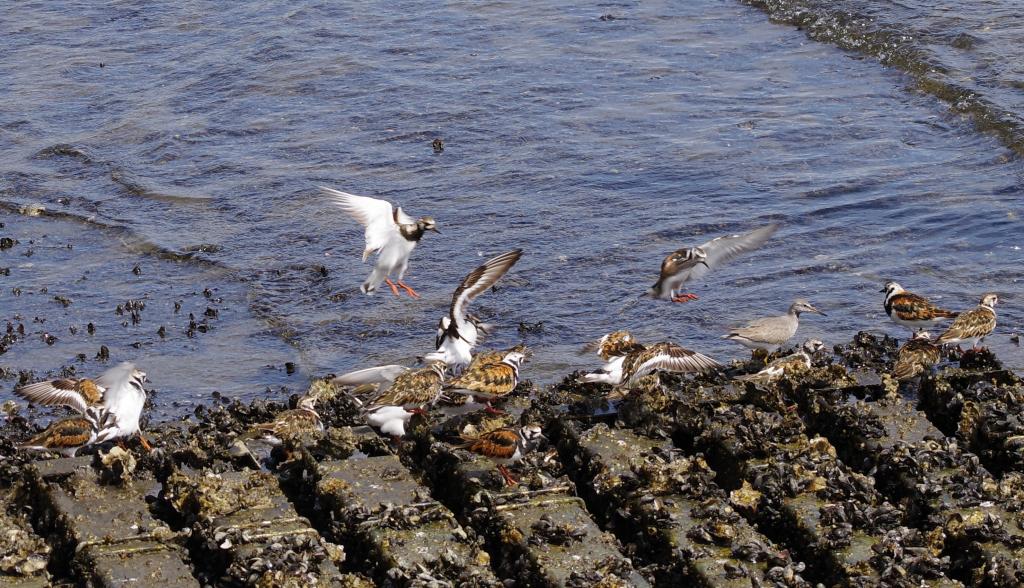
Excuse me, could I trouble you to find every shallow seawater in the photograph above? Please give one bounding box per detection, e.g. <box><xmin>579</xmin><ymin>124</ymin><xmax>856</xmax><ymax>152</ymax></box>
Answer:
<box><xmin>1</xmin><ymin>0</ymin><xmax>1022</xmax><ymax>420</ymax></box>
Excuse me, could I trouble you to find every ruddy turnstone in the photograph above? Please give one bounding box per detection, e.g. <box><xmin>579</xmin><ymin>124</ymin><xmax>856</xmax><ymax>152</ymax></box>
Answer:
<box><xmin>736</xmin><ymin>338</ymin><xmax>825</xmax><ymax>384</ymax></box>
<box><xmin>321</xmin><ymin>186</ymin><xmax>439</xmax><ymax>297</ymax></box>
<box><xmin>618</xmin><ymin>341</ymin><xmax>721</xmax><ymax>387</ymax></box>
<box><xmin>577</xmin><ymin>330</ymin><xmax>645</xmax><ymax>385</ymax></box>
<box><xmin>650</xmin><ymin>223</ymin><xmax>779</xmax><ymax>302</ymax></box>
<box><xmin>454</xmin><ymin>424</ymin><xmax>546</xmax><ymax>486</ymax></box>
<box><xmin>893</xmin><ymin>332</ymin><xmax>942</xmax><ymax>381</ymax></box>
<box><xmin>936</xmin><ymin>293</ymin><xmax>998</xmax><ymax>350</ymax></box>
<box><xmin>881</xmin><ymin>281</ymin><xmax>958</xmax><ymax>331</ymax></box>
<box><xmin>426</xmin><ymin>249</ymin><xmax>523</xmax><ymax>371</ymax></box>
<box><xmin>19</xmin><ymin>416</ymin><xmax>99</xmax><ymax>457</ymax></box>
<box><xmin>16</xmin><ymin>362</ymin><xmax>152</xmax><ymax>451</ymax></box>
<box><xmin>251</xmin><ymin>396</ymin><xmax>324</xmax><ymax>445</ymax></box>
<box><xmin>445</xmin><ymin>345</ymin><xmax>530</xmax><ymax>412</ymax></box>
<box><xmin>362</xmin><ymin>362</ymin><xmax>446</xmax><ymax>437</ymax></box>
<box><xmin>723</xmin><ymin>299</ymin><xmax>825</xmax><ymax>353</ymax></box>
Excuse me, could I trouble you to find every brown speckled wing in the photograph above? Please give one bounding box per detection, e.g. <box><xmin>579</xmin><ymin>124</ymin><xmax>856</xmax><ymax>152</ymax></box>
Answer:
<box><xmin>27</xmin><ymin>416</ymin><xmax>95</xmax><ymax>449</ymax></box>
<box><xmin>448</xmin><ymin>362</ymin><xmax>517</xmax><ymax>397</ymax></box>
<box><xmin>459</xmin><ymin>428</ymin><xmax>518</xmax><ymax>459</ymax></box>
<box><xmin>888</xmin><ymin>292</ymin><xmax>957</xmax><ymax>321</ymax></box>
<box><xmin>375</xmin><ymin>367</ymin><xmax>444</xmax><ymax>407</ymax></box>
<box><xmin>937</xmin><ymin>306</ymin><xmax>996</xmax><ymax>343</ymax></box>
<box><xmin>893</xmin><ymin>339</ymin><xmax>941</xmax><ymax>380</ymax></box>
<box><xmin>257</xmin><ymin>409</ymin><xmax>322</xmax><ymax>439</ymax></box>
<box><xmin>16</xmin><ymin>378</ymin><xmax>103</xmax><ymax>415</ymax></box>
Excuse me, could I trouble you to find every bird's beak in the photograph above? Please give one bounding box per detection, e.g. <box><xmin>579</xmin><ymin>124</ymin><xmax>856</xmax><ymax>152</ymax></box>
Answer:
<box><xmin>698</xmin><ymin>260</ymin><xmax>710</xmax><ymax>268</ymax></box>
<box><xmin>429</xmin><ymin>227</ymin><xmax>441</xmax><ymax>234</ymax></box>
<box><xmin>878</xmin><ymin>287</ymin><xmax>886</xmax><ymax>293</ymax></box>
<box><xmin>811</xmin><ymin>306</ymin><xmax>827</xmax><ymax>316</ymax></box>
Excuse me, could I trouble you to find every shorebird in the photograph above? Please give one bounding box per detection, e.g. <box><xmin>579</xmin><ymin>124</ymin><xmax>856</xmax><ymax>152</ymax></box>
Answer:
<box><xmin>881</xmin><ymin>282</ymin><xmax>958</xmax><ymax>331</ymax></box>
<box><xmin>736</xmin><ymin>339</ymin><xmax>825</xmax><ymax>384</ymax></box>
<box><xmin>445</xmin><ymin>345</ymin><xmax>530</xmax><ymax>412</ymax></box>
<box><xmin>577</xmin><ymin>330</ymin><xmax>646</xmax><ymax>385</ymax></box>
<box><xmin>426</xmin><ymin>249</ymin><xmax>523</xmax><ymax>371</ymax></box>
<box><xmin>723</xmin><ymin>299</ymin><xmax>826</xmax><ymax>353</ymax></box>
<box><xmin>936</xmin><ymin>293</ymin><xmax>998</xmax><ymax>350</ymax></box>
<box><xmin>360</xmin><ymin>362</ymin><xmax>446</xmax><ymax>438</ymax></box>
<box><xmin>16</xmin><ymin>362</ymin><xmax>152</xmax><ymax>450</ymax></box>
<box><xmin>322</xmin><ymin>186</ymin><xmax>439</xmax><ymax>297</ymax></box>
<box><xmin>250</xmin><ymin>396</ymin><xmax>324</xmax><ymax>445</ymax></box>
<box><xmin>650</xmin><ymin>223</ymin><xmax>779</xmax><ymax>302</ymax></box>
<box><xmin>893</xmin><ymin>332</ymin><xmax>942</xmax><ymax>381</ymax></box>
<box><xmin>618</xmin><ymin>341</ymin><xmax>721</xmax><ymax>387</ymax></box>
<box><xmin>19</xmin><ymin>416</ymin><xmax>101</xmax><ymax>457</ymax></box>
<box><xmin>454</xmin><ymin>424</ymin><xmax>546</xmax><ymax>486</ymax></box>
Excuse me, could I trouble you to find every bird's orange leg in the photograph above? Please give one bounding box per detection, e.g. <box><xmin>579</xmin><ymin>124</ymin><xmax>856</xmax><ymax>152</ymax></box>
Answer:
<box><xmin>384</xmin><ymin>279</ymin><xmax>401</xmax><ymax>296</ymax></box>
<box><xmin>671</xmin><ymin>293</ymin><xmax>699</xmax><ymax>303</ymax></box>
<box><xmin>483</xmin><ymin>403</ymin><xmax>506</xmax><ymax>415</ymax></box>
<box><xmin>396</xmin><ymin>280</ymin><xmax>420</xmax><ymax>299</ymax></box>
<box><xmin>498</xmin><ymin>465</ymin><xmax>519</xmax><ymax>487</ymax></box>
<box><xmin>138</xmin><ymin>432</ymin><xmax>153</xmax><ymax>452</ymax></box>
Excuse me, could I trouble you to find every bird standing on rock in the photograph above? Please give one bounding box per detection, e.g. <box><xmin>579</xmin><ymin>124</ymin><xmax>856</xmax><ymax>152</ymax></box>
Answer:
<box><xmin>577</xmin><ymin>330</ymin><xmax>646</xmax><ymax>385</ymax></box>
<box><xmin>360</xmin><ymin>362</ymin><xmax>446</xmax><ymax>438</ymax></box>
<box><xmin>445</xmin><ymin>345</ymin><xmax>530</xmax><ymax>413</ymax></box>
<box><xmin>322</xmin><ymin>186</ymin><xmax>439</xmax><ymax>298</ymax></box>
<box><xmin>724</xmin><ymin>299</ymin><xmax>826</xmax><ymax>353</ymax></box>
<box><xmin>650</xmin><ymin>224</ymin><xmax>779</xmax><ymax>302</ymax></box>
<box><xmin>736</xmin><ymin>339</ymin><xmax>825</xmax><ymax>384</ymax></box>
<box><xmin>881</xmin><ymin>281</ymin><xmax>958</xmax><ymax>332</ymax></box>
<box><xmin>250</xmin><ymin>396</ymin><xmax>324</xmax><ymax>445</ymax></box>
<box><xmin>936</xmin><ymin>293</ymin><xmax>998</xmax><ymax>350</ymax></box>
<box><xmin>454</xmin><ymin>424</ymin><xmax>546</xmax><ymax>486</ymax></box>
<box><xmin>19</xmin><ymin>416</ymin><xmax>101</xmax><ymax>457</ymax></box>
<box><xmin>893</xmin><ymin>332</ymin><xmax>942</xmax><ymax>381</ymax></box>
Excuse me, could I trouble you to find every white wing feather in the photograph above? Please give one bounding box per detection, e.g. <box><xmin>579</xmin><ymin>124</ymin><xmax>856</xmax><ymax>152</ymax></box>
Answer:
<box><xmin>332</xmin><ymin>365</ymin><xmax>409</xmax><ymax>387</ymax></box>
<box><xmin>321</xmin><ymin>187</ymin><xmax>401</xmax><ymax>261</ymax></box>
<box><xmin>682</xmin><ymin>223</ymin><xmax>780</xmax><ymax>284</ymax></box>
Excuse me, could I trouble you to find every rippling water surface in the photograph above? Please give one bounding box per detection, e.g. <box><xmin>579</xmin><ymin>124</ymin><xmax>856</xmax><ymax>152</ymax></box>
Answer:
<box><xmin>1</xmin><ymin>0</ymin><xmax>1022</xmax><ymax>418</ymax></box>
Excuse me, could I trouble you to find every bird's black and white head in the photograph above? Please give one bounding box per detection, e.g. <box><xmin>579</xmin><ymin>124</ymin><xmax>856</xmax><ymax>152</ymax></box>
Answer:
<box><xmin>980</xmin><ymin>293</ymin><xmax>999</xmax><ymax>308</ymax></box>
<box><xmin>910</xmin><ymin>331</ymin><xmax>932</xmax><ymax>341</ymax></box>
<box><xmin>881</xmin><ymin>281</ymin><xmax>904</xmax><ymax>300</ymax></box>
<box><xmin>518</xmin><ymin>424</ymin><xmax>546</xmax><ymax>452</ymax></box>
<box><xmin>790</xmin><ymin>299</ymin><xmax>826</xmax><ymax>316</ymax></box>
<box><xmin>502</xmin><ymin>345</ymin><xmax>531</xmax><ymax>368</ymax></box>
<box><xmin>417</xmin><ymin>216</ymin><xmax>440</xmax><ymax>234</ymax></box>
<box><xmin>801</xmin><ymin>338</ymin><xmax>825</xmax><ymax>354</ymax></box>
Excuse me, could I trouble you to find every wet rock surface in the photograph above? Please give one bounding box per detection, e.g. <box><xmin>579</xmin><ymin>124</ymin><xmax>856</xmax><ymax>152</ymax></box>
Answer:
<box><xmin>2</xmin><ymin>333</ymin><xmax>1024</xmax><ymax>585</ymax></box>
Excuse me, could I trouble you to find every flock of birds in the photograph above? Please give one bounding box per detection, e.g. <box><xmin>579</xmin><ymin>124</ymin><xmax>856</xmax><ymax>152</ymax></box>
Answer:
<box><xmin>10</xmin><ymin>187</ymin><xmax>1002</xmax><ymax>486</ymax></box>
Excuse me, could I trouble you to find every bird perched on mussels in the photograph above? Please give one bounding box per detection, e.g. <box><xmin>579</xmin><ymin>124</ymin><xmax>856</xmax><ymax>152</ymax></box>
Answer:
<box><xmin>617</xmin><ymin>341</ymin><xmax>721</xmax><ymax>388</ymax></box>
<box><xmin>360</xmin><ymin>362</ymin><xmax>446</xmax><ymax>438</ymax></box>
<box><xmin>736</xmin><ymin>339</ymin><xmax>825</xmax><ymax>384</ymax></box>
<box><xmin>426</xmin><ymin>249</ymin><xmax>523</xmax><ymax>371</ymax></box>
<box><xmin>724</xmin><ymin>299</ymin><xmax>825</xmax><ymax>353</ymax></box>
<box><xmin>577</xmin><ymin>330</ymin><xmax>646</xmax><ymax>385</ymax></box>
<box><xmin>893</xmin><ymin>332</ymin><xmax>941</xmax><ymax>381</ymax></box>
<box><xmin>445</xmin><ymin>345</ymin><xmax>530</xmax><ymax>412</ymax></box>
<box><xmin>16</xmin><ymin>362</ymin><xmax>152</xmax><ymax>450</ymax></box>
<box><xmin>454</xmin><ymin>424</ymin><xmax>546</xmax><ymax>486</ymax></box>
<box><xmin>19</xmin><ymin>416</ymin><xmax>101</xmax><ymax>457</ymax></box>
<box><xmin>881</xmin><ymin>282</ymin><xmax>958</xmax><ymax>331</ymax></box>
<box><xmin>249</xmin><ymin>396</ymin><xmax>324</xmax><ymax>445</ymax></box>
<box><xmin>936</xmin><ymin>293</ymin><xmax>998</xmax><ymax>350</ymax></box>
<box><xmin>650</xmin><ymin>224</ymin><xmax>779</xmax><ymax>302</ymax></box>
<box><xmin>322</xmin><ymin>186</ymin><xmax>439</xmax><ymax>297</ymax></box>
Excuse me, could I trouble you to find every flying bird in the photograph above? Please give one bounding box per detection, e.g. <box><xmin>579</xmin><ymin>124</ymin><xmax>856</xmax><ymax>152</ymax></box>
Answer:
<box><xmin>426</xmin><ymin>249</ymin><xmax>523</xmax><ymax>370</ymax></box>
<box><xmin>322</xmin><ymin>186</ymin><xmax>439</xmax><ymax>298</ymax></box>
<box><xmin>650</xmin><ymin>223</ymin><xmax>779</xmax><ymax>302</ymax></box>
